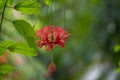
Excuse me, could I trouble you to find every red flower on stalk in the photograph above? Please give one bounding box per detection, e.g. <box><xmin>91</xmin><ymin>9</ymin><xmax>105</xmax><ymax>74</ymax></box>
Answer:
<box><xmin>36</xmin><ymin>26</ymin><xmax>70</xmax><ymax>51</ymax></box>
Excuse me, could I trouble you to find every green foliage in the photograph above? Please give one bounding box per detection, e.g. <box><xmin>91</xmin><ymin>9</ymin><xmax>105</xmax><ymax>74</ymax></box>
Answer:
<box><xmin>0</xmin><ymin>64</ymin><xmax>14</xmax><ymax>75</ymax></box>
<box><xmin>44</xmin><ymin>0</ymin><xmax>52</xmax><ymax>6</ymax></box>
<box><xmin>0</xmin><ymin>41</ymin><xmax>14</xmax><ymax>55</ymax></box>
<box><xmin>0</xmin><ymin>0</ymin><xmax>5</xmax><ymax>10</ymax></box>
<box><xmin>13</xmin><ymin>20</ymin><xmax>34</xmax><ymax>37</ymax></box>
<box><xmin>7</xmin><ymin>0</ymin><xmax>13</xmax><ymax>6</ymax></box>
<box><xmin>14</xmin><ymin>1</ymin><xmax>41</xmax><ymax>16</ymax></box>
<box><xmin>114</xmin><ymin>45</ymin><xmax>120</xmax><ymax>53</ymax></box>
<box><xmin>13</xmin><ymin>20</ymin><xmax>36</xmax><ymax>49</ymax></box>
<box><xmin>0</xmin><ymin>41</ymin><xmax>36</xmax><ymax>56</ymax></box>
<box><xmin>9</xmin><ymin>42</ymin><xmax>37</xmax><ymax>56</ymax></box>
<box><xmin>116</xmin><ymin>67</ymin><xmax>120</xmax><ymax>72</ymax></box>
<box><xmin>117</xmin><ymin>61</ymin><xmax>120</xmax><ymax>72</ymax></box>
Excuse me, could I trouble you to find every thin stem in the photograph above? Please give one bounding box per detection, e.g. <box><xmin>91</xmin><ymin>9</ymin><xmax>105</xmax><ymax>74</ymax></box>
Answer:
<box><xmin>50</xmin><ymin>0</ymin><xmax>53</xmax><ymax>26</ymax></box>
<box><xmin>45</xmin><ymin>4</ymin><xmax>49</xmax><ymax>26</ymax></box>
<box><xmin>0</xmin><ymin>0</ymin><xmax>8</xmax><ymax>33</ymax></box>
<box><xmin>51</xmin><ymin>50</ymin><xmax>54</xmax><ymax>62</ymax></box>
<box><xmin>54</xmin><ymin>2</ymin><xmax>56</xmax><ymax>26</ymax></box>
<box><xmin>39</xmin><ymin>0</ymin><xmax>45</xmax><ymax>17</ymax></box>
<box><xmin>40</xmin><ymin>3</ymin><xmax>45</xmax><ymax>27</ymax></box>
<box><xmin>64</xmin><ymin>1</ymin><xmax>66</xmax><ymax>28</ymax></box>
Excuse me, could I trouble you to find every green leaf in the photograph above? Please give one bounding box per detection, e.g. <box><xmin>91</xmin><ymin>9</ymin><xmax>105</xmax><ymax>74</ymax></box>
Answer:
<box><xmin>0</xmin><ymin>64</ymin><xmax>14</xmax><ymax>75</ymax></box>
<box><xmin>25</xmin><ymin>37</ymin><xmax>36</xmax><ymax>49</ymax></box>
<box><xmin>0</xmin><ymin>0</ymin><xmax>5</xmax><ymax>10</ymax></box>
<box><xmin>44</xmin><ymin>0</ymin><xmax>52</xmax><ymax>6</ymax></box>
<box><xmin>7</xmin><ymin>0</ymin><xmax>13</xmax><ymax>6</ymax></box>
<box><xmin>114</xmin><ymin>45</ymin><xmax>120</xmax><ymax>53</ymax></box>
<box><xmin>116</xmin><ymin>67</ymin><xmax>120</xmax><ymax>72</ymax></box>
<box><xmin>0</xmin><ymin>41</ymin><xmax>15</xmax><ymax>55</ymax></box>
<box><xmin>13</xmin><ymin>20</ymin><xmax>36</xmax><ymax>48</ymax></box>
<box><xmin>14</xmin><ymin>1</ymin><xmax>41</xmax><ymax>16</ymax></box>
<box><xmin>0</xmin><ymin>40</ymin><xmax>36</xmax><ymax>56</ymax></box>
<box><xmin>13</xmin><ymin>20</ymin><xmax>34</xmax><ymax>37</ymax></box>
<box><xmin>9</xmin><ymin>43</ymin><xmax>37</xmax><ymax>56</ymax></box>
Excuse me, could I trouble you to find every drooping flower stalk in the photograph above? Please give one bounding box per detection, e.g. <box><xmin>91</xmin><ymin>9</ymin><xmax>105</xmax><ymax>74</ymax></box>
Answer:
<box><xmin>36</xmin><ymin>26</ymin><xmax>70</xmax><ymax>77</ymax></box>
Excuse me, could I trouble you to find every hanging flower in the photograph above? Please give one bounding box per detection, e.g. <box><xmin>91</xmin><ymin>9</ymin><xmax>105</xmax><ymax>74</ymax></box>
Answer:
<box><xmin>36</xmin><ymin>26</ymin><xmax>70</xmax><ymax>51</ymax></box>
<box><xmin>46</xmin><ymin>62</ymin><xmax>56</xmax><ymax>78</ymax></box>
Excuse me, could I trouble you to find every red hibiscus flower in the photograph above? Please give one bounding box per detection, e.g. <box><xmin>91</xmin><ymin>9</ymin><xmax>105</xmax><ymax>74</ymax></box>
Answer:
<box><xmin>36</xmin><ymin>26</ymin><xmax>70</xmax><ymax>51</ymax></box>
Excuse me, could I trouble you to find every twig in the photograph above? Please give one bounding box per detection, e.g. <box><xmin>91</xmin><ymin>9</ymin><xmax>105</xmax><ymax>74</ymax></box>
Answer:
<box><xmin>0</xmin><ymin>0</ymin><xmax>8</xmax><ymax>33</ymax></box>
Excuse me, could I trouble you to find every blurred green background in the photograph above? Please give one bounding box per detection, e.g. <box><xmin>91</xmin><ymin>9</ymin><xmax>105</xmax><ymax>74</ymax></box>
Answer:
<box><xmin>0</xmin><ymin>0</ymin><xmax>120</xmax><ymax>80</ymax></box>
